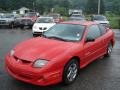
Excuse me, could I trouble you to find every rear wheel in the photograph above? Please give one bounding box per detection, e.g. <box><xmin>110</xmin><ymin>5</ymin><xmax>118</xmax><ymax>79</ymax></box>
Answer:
<box><xmin>63</xmin><ymin>59</ymin><xmax>79</xmax><ymax>85</ymax></box>
<box><xmin>29</xmin><ymin>25</ymin><xmax>33</xmax><ymax>29</ymax></box>
<box><xmin>9</xmin><ymin>23</ymin><xmax>14</xmax><ymax>29</ymax></box>
<box><xmin>20</xmin><ymin>26</ymin><xmax>24</xmax><ymax>29</ymax></box>
<box><xmin>105</xmin><ymin>43</ymin><xmax>113</xmax><ymax>57</ymax></box>
<box><xmin>33</xmin><ymin>34</ymin><xmax>37</xmax><ymax>37</ymax></box>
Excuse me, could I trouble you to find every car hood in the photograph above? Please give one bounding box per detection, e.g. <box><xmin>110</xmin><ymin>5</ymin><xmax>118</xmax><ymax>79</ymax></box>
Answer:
<box><xmin>0</xmin><ymin>18</ymin><xmax>14</xmax><ymax>21</ymax></box>
<box><xmin>18</xmin><ymin>17</ymin><xmax>32</xmax><ymax>20</ymax></box>
<box><xmin>33</xmin><ymin>23</ymin><xmax>56</xmax><ymax>31</ymax></box>
<box><xmin>94</xmin><ymin>20</ymin><xmax>109</xmax><ymax>24</ymax></box>
<box><xmin>14</xmin><ymin>37</ymin><xmax>76</xmax><ymax>62</ymax></box>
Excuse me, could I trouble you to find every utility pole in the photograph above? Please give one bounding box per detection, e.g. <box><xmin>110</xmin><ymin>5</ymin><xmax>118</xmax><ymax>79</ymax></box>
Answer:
<box><xmin>33</xmin><ymin>2</ymin><xmax>35</xmax><ymax>11</ymax></box>
<box><xmin>98</xmin><ymin>0</ymin><xmax>101</xmax><ymax>14</ymax></box>
<box><xmin>33</xmin><ymin>0</ymin><xmax>36</xmax><ymax>12</ymax></box>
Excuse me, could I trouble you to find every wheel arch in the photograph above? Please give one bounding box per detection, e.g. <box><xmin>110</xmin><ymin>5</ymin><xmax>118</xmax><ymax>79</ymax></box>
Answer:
<box><xmin>63</xmin><ymin>56</ymin><xmax>80</xmax><ymax>71</ymax></box>
<box><xmin>62</xmin><ymin>56</ymin><xmax>80</xmax><ymax>84</ymax></box>
<box><xmin>70</xmin><ymin>56</ymin><xmax>80</xmax><ymax>66</ymax></box>
<box><xmin>110</xmin><ymin>39</ymin><xmax>114</xmax><ymax>47</ymax></box>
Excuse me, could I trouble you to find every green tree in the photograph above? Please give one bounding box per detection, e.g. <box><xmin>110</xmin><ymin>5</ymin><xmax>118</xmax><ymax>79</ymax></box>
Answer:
<box><xmin>100</xmin><ymin>0</ymin><xmax>105</xmax><ymax>14</ymax></box>
<box><xmin>54</xmin><ymin>6</ymin><xmax>68</xmax><ymax>16</ymax></box>
<box><xmin>85</xmin><ymin>0</ymin><xmax>105</xmax><ymax>14</ymax></box>
<box><xmin>112</xmin><ymin>0</ymin><xmax>120</xmax><ymax>15</ymax></box>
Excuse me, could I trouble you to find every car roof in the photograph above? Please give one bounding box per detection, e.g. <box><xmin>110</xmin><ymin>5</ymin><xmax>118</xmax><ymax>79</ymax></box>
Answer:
<box><xmin>38</xmin><ymin>16</ymin><xmax>53</xmax><ymax>19</ymax></box>
<box><xmin>93</xmin><ymin>15</ymin><xmax>105</xmax><ymax>16</ymax></box>
<box><xmin>60</xmin><ymin>21</ymin><xmax>98</xmax><ymax>26</ymax></box>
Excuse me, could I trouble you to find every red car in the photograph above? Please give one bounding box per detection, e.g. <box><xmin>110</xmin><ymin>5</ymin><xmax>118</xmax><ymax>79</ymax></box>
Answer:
<box><xmin>48</xmin><ymin>13</ymin><xmax>63</xmax><ymax>23</ymax></box>
<box><xmin>5</xmin><ymin>21</ymin><xmax>115</xmax><ymax>86</ymax></box>
<box><xmin>19</xmin><ymin>12</ymin><xmax>39</xmax><ymax>29</ymax></box>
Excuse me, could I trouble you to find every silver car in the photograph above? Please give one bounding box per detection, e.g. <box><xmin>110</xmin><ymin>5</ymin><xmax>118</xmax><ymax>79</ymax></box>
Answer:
<box><xmin>0</xmin><ymin>14</ymin><xmax>18</xmax><ymax>28</ymax></box>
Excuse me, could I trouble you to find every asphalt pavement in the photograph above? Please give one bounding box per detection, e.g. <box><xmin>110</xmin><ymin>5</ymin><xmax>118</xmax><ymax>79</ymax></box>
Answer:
<box><xmin>0</xmin><ymin>28</ymin><xmax>120</xmax><ymax>90</ymax></box>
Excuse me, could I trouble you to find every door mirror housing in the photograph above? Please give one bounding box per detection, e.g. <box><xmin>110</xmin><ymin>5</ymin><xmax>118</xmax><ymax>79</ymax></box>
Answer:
<box><xmin>86</xmin><ymin>37</ymin><xmax>95</xmax><ymax>42</ymax></box>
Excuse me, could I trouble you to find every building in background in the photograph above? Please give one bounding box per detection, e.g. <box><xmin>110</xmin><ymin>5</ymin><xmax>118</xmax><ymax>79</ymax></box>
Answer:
<box><xmin>69</xmin><ymin>9</ymin><xmax>83</xmax><ymax>15</ymax></box>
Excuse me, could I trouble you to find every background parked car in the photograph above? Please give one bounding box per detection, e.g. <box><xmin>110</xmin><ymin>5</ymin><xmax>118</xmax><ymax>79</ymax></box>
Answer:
<box><xmin>69</xmin><ymin>14</ymin><xmax>86</xmax><ymax>21</ymax></box>
<box><xmin>18</xmin><ymin>12</ymin><xmax>39</xmax><ymax>29</ymax></box>
<box><xmin>32</xmin><ymin>16</ymin><xmax>56</xmax><ymax>36</ymax></box>
<box><xmin>48</xmin><ymin>13</ymin><xmax>63</xmax><ymax>23</ymax></box>
<box><xmin>91</xmin><ymin>15</ymin><xmax>110</xmax><ymax>27</ymax></box>
<box><xmin>0</xmin><ymin>13</ymin><xmax>20</xmax><ymax>28</ymax></box>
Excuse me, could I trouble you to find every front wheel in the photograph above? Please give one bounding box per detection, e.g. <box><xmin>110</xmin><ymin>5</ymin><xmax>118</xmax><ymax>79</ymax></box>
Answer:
<box><xmin>63</xmin><ymin>59</ymin><xmax>79</xmax><ymax>85</ymax></box>
<box><xmin>9</xmin><ymin>23</ymin><xmax>14</xmax><ymax>29</ymax></box>
<box><xmin>105</xmin><ymin>43</ymin><xmax>113</xmax><ymax>57</ymax></box>
<box><xmin>33</xmin><ymin>34</ymin><xmax>37</xmax><ymax>37</ymax></box>
<box><xmin>20</xmin><ymin>26</ymin><xmax>24</xmax><ymax>29</ymax></box>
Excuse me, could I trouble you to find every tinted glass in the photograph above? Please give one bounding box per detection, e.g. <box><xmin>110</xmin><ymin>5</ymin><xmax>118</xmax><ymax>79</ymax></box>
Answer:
<box><xmin>43</xmin><ymin>24</ymin><xmax>85</xmax><ymax>41</ymax></box>
<box><xmin>99</xmin><ymin>24</ymin><xmax>107</xmax><ymax>35</ymax></box>
<box><xmin>48</xmin><ymin>14</ymin><xmax>59</xmax><ymax>19</ymax></box>
<box><xmin>3</xmin><ymin>14</ymin><xmax>14</xmax><ymax>18</ymax></box>
<box><xmin>25</xmin><ymin>12</ymin><xmax>36</xmax><ymax>17</ymax></box>
<box><xmin>87</xmin><ymin>25</ymin><xmax>101</xmax><ymax>39</ymax></box>
<box><xmin>36</xmin><ymin>18</ymin><xmax>53</xmax><ymax>23</ymax></box>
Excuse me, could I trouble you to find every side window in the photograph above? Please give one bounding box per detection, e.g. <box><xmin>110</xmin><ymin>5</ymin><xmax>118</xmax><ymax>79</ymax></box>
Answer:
<box><xmin>87</xmin><ymin>25</ymin><xmax>101</xmax><ymax>39</ymax></box>
<box><xmin>98</xmin><ymin>24</ymin><xmax>107</xmax><ymax>35</ymax></box>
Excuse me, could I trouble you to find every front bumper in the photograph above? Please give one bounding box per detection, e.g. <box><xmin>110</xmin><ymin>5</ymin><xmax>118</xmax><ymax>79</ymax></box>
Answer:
<box><xmin>20</xmin><ymin>20</ymin><xmax>34</xmax><ymax>26</ymax></box>
<box><xmin>5</xmin><ymin>55</ymin><xmax>62</xmax><ymax>86</ymax></box>
<box><xmin>0</xmin><ymin>22</ymin><xmax>10</xmax><ymax>26</ymax></box>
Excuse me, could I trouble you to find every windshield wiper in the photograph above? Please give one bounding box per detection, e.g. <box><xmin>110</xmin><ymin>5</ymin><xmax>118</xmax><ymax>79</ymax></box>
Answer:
<box><xmin>46</xmin><ymin>36</ymin><xmax>67</xmax><ymax>41</ymax></box>
<box><xmin>41</xmin><ymin>34</ymin><xmax>75</xmax><ymax>42</ymax></box>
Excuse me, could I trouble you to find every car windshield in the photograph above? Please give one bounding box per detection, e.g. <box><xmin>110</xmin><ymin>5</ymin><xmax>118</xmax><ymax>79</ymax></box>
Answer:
<box><xmin>36</xmin><ymin>18</ymin><xmax>54</xmax><ymax>23</ymax></box>
<box><xmin>48</xmin><ymin>14</ymin><xmax>59</xmax><ymax>19</ymax></box>
<box><xmin>93</xmin><ymin>15</ymin><xmax>107</xmax><ymax>21</ymax></box>
<box><xmin>24</xmin><ymin>13</ymin><xmax>36</xmax><ymax>17</ymax></box>
<box><xmin>3</xmin><ymin>14</ymin><xmax>14</xmax><ymax>18</ymax></box>
<box><xmin>43</xmin><ymin>24</ymin><xmax>85</xmax><ymax>42</ymax></box>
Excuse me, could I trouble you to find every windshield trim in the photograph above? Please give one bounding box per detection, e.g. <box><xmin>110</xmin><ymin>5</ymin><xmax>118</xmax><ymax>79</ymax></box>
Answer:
<box><xmin>42</xmin><ymin>23</ymin><xmax>86</xmax><ymax>42</ymax></box>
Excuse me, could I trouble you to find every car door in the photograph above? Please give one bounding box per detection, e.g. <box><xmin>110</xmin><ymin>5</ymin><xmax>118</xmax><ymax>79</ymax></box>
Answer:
<box><xmin>81</xmin><ymin>24</ymin><xmax>104</xmax><ymax>66</ymax></box>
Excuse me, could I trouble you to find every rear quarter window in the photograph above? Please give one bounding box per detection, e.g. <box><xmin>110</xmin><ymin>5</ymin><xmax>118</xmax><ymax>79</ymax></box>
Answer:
<box><xmin>87</xmin><ymin>25</ymin><xmax>101</xmax><ymax>39</ymax></box>
<box><xmin>98</xmin><ymin>24</ymin><xmax>107</xmax><ymax>35</ymax></box>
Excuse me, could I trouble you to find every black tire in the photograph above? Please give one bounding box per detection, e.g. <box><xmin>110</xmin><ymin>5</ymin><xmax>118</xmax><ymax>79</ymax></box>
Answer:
<box><xmin>9</xmin><ymin>23</ymin><xmax>14</xmax><ymax>29</ymax></box>
<box><xmin>33</xmin><ymin>34</ymin><xmax>37</xmax><ymax>37</ymax></box>
<box><xmin>20</xmin><ymin>26</ymin><xmax>24</xmax><ymax>29</ymax></box>
<box><xmin>105</xmin><ymin>43</ymin><xmax>113</xmax><ymax>57</ymax></box>
<box><xmin>29</xmin><ymin>25</ymin><xmax>33</xmax><ymax>29</ymax></box>
<box><xmin>63</xmin><ymin>59</ymin><xmax>79</xmax><ymax>85</ymax></box>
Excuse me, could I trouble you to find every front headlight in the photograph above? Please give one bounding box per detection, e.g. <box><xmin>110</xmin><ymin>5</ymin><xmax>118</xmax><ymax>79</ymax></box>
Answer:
<box><xmin>7</xmin><ymin>20</ymin><xmax>12</xmax><ymax>23</ymax></box>
<box><xmin>33</xmin><ymin>60</ymin><xmax>48</xmax><ymax>68</ymax></box>
<box><xmin>33</xmin><ymin>25</ymin><xmax>37</xmax><ymax>29</ymax></box>
<box><xmin>10</xmin><ymin>50</ymin><xmax>15</xmax><ymax>56</ymax></box>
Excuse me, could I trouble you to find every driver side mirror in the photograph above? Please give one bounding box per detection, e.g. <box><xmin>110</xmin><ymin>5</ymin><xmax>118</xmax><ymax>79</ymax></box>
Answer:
<box><xmin>86</xmin><ymin>37</ymin><xmax>95</xmax><ymax>42</ymax></box>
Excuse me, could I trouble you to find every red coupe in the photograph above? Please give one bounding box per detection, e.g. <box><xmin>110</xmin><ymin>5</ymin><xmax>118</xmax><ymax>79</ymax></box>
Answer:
<box><xmin>5</xmin><ymin>21</ymin><xmax>115</xmax><ymax>86</ymax></box>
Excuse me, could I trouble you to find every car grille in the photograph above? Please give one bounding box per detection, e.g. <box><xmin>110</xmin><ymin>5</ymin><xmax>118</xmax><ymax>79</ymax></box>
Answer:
<box><xmin>13</xmin><ymin>56</ymin><xmax>31</xmax><ymax>64</ymax></box>
<box><xmin>100</xmin><ymin>23</ymin><xmax>109</xmax><ymax>27</ymax></box>
<box><xmin>8</xmin><ymin>66</ymin><xmax>34</xmax><ymax>79</ymax></box>
<box><xmin>39</xmin><ymin>27</ymin><xmax>47</xmax><ymax>30</ymax></box>
<box><xmin>0</xmin><ymin>20</ymin><xmax>6</xmax><ymax>24</ymax></box>
<box><xmin>21</xmin><ymin>19</ymin><xmax>33</xmax><ymax>24</ymax></box>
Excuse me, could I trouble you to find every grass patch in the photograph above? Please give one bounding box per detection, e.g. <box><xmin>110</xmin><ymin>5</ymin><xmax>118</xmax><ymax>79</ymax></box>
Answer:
<box><xmin>107</xmin><ymin>16</ymin><xmax>120</xmax><ymax>29</ymax></box>
<box><xmin>63</xmin><ymin>15</ymin><xmax>120</xmax><ymax>29</ymax></box>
